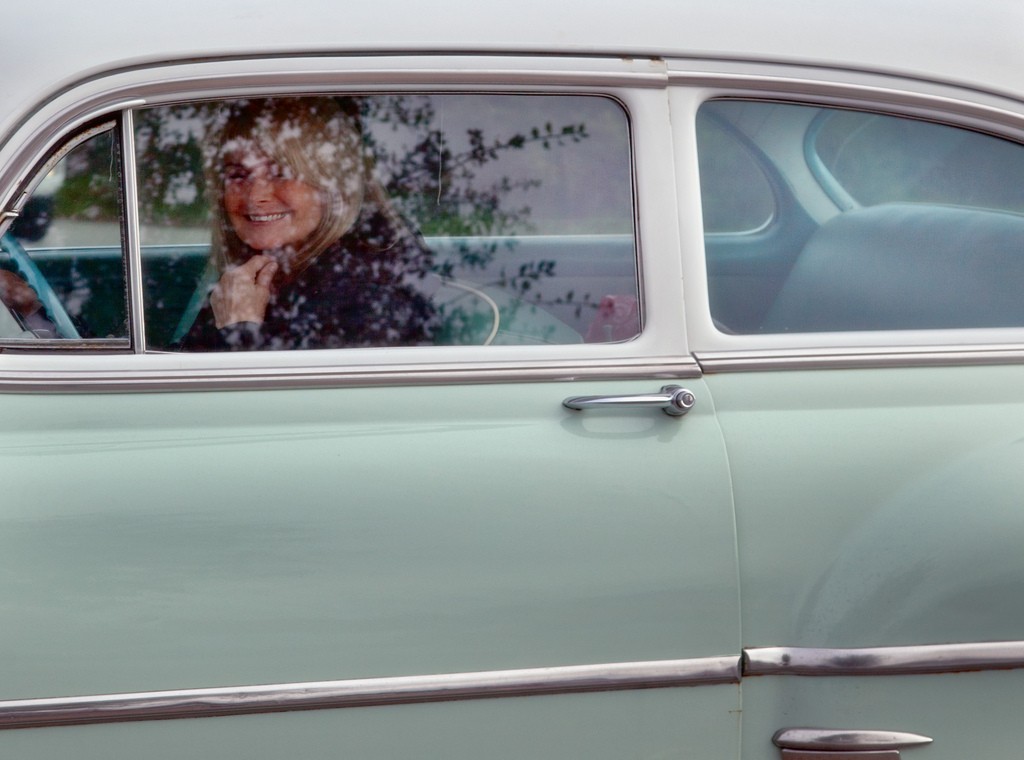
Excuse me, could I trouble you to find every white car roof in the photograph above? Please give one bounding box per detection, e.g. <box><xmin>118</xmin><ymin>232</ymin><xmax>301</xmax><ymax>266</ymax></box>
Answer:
<box><xmin>8</xmin><ymin>0</ymin><xmax>1024</xmax><ymax>96</ymax></box>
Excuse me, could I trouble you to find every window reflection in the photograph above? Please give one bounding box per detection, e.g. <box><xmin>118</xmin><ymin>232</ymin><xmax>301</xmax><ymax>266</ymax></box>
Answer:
<box><xmin>1</xmin><ymin>127</ymin><xmax>127</xmax><ymax>342</ymax></box>
<box><xmin>699</xmin><ymin>100</ymin><xmax>1024</xmax><ymax>334</ymax></box>
<box><xmin>136</xmin><ymin>94</ymin><xmax>639</xmax><ymax>351</ymax></box>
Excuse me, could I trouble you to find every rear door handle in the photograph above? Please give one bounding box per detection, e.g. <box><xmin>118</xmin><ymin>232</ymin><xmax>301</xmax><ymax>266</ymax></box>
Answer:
<box><xmin>562</xmin><ymin>385</ymin><xmax>696</xmax><ymax>417</ymax></box>
<box><xmin>773</xmin><ymin>728</ymin><xmax>933</xmax><ymax>760</ymax></box>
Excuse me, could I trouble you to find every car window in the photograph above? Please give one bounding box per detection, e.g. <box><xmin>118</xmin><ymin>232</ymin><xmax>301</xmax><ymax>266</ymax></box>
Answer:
<box><xmin>135</xmin><ymin>94</ymin><xmax>640</xmax><ymax>351</ymax></box>
<box><xmin>810</xmin><ymin>109</ymin><xmax>1024</xmax><ymax>212</ymax></box>
<box><xmin>698</xmin><ymin>100</ymin><xmax>1024</xmax><ymax>334</ymax></box>
<box><xmin>696</xmin><ymin>109</ymin><xmax>774</xmax><ymax>233</ymax></box>
<box><xmin>0</xmin><ymin>123</ymin><xmax>128</xmax><ymax>343</ymax></box>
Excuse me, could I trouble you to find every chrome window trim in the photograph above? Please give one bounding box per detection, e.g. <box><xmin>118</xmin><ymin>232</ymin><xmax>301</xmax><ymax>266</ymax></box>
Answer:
<box><xmin>0</xmin><ymin>57</ymin><xmax>691</xmax><ymax>383</ymax></box>
<box><xmin>0</xmin><ymin>339</ymin><xmax>129</xmax><ymax>353</ymax></box>
<box><xmin>0</xmin><ymin>119</ymin><xmax>118</xmax><ymax>238</ymax></box>
<box><xmin>669</xmin><ymin>65</ymin><xmax>1024</xmax><ymax>364</ymax></box>
<box><xmin>0</xmin><ymin>55</ymin><xmax>669</xmax><ymax>214</ymax></box>
<box><xmin>695</xmin><ymin>346</ymin><xmax>1024</xmax><ymax>373</ymax></box>
<box><xmin>0</xmin><ymin>358</ymin><xmax>702</xmax><ymax>393</ymax></box>
<box><xmin>0</xmin><ymin>656</ymin><xmax>739</xmax><ymax>730</ymax></box>
<box><xmin>120</xmin><ymin>109</ymin><xmax>146</xmax><ymax>353</ymax></box>
<box><xmin>0</xmin><ymin>100</ymin><xmax>145</xmax><ymax>220</ymax></box>
<box><xmin>666</xmin><ymin>58</ymin><xmax>1024</xmax><ymax>135</ymax></box>
<box><xmin>679</xmin><ymin>76</ymin><xmax>1024</xmax><ymax>136</ymax></box>
<box><xmin>745</xmin><ymin>642</ymin><xmax>1024</xmax><ymax>677</ymax></box>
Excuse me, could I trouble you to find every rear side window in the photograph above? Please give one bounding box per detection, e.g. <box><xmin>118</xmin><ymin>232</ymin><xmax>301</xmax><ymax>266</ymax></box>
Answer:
<box><xmin>698</xmin><ymin>100</ymin><xmax>1024</xmax><ymax>335</ymax></box>
<box><xmin>135</xmin><ymin>94</ymin><xmax>640</xmax><ymax>351</ymax></box>
<box><xmin>696</xmin><ymin>109</ymin><xmax>774</xmax><ymax>233</ymax></box>
<box><xmin>811</xmin><ymin>110</ymin><xmax>1024</xmax><ymax>212</ymax></box>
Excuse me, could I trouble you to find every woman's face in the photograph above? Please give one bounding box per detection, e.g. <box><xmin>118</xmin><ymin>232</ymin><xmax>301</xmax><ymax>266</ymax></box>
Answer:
<box><xmin>222</xmin><ymin>148</ymin><xmax>324</xmax><ymax>256</ymax></box>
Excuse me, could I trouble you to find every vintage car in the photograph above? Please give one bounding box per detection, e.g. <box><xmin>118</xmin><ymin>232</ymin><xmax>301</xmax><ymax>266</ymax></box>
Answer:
<box><xmin>2</xmin><ymin>0</ymin><xmax>1024</xmax><ymax>757</ymax></box>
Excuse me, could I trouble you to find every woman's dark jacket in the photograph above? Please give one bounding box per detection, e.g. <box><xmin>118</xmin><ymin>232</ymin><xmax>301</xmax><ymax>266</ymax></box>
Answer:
<box><xmin>181</xmin><ymin>210</ymin><xmax>437</xmax><ymax>351</ymax></box>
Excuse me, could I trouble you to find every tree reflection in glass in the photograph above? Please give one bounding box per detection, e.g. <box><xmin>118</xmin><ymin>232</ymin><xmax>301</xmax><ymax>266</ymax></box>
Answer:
<box><xmin>134</xmin><ymin>94</ymin><xmax>639</xmax><ymax>350</ymax></box>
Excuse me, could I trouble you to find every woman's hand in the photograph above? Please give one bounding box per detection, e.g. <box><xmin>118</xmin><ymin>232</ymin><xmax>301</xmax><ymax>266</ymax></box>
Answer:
<box><xmin>210</xmin><ymin>255</ymin><xmax>279</xmax><ymax>328</ymax></box>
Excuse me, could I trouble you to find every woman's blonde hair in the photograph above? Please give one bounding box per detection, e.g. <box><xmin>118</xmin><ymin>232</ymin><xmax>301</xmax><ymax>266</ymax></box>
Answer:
<box><xmin>205</xmin><ymin>96</ymin><xmax>370</xmax><ymax>275</ymax></box>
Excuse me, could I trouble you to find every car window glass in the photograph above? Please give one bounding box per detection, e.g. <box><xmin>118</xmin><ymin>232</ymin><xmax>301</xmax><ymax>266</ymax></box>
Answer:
<box><xmin>0</xmin><ymin>125</ymin><xmax>127</xmax><ymax>342</ymax></box>
<box><xmin>698</xmin><ymin>100</ymin><xmax>1024</xmax><ymax>334</ymax></box>
<box><xmin>135</xmin><ymin>94</ymin><xmax>639</xmax><ymax>351</ymax></box>
<box><xmin>696</xmin><ymin>110</ymin><xmax>774</xmax><ymax>233</ymax></box>
<box><xmin>812</xmin><ymin>110</ymin><xmax>1024</xmax><ymax>212</ymax></box>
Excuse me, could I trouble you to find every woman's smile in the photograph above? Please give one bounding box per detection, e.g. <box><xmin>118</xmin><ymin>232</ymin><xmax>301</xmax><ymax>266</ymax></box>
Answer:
<box><xmin>246</xmin><ymin>212</ymin><xmax>289</xmax><ymax>223</ymax></box>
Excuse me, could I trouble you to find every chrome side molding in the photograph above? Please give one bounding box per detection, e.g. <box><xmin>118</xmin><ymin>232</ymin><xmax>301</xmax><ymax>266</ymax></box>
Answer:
<box><xmin>745</xmin><ymin>641</ymin><xmax>1024</xmax><ymax>677</ymax></box>
<box><xmin>5</xmin><ymin>642</ymin><xmax>1024</xmax><ymax>731</ymax></box>
<box><xmin>0</xmin><ymin>656</ymin><xmax>739</xmax><ymax>731</ymax></box>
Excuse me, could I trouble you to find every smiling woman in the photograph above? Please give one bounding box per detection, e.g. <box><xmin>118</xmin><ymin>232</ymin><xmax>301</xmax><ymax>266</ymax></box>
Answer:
<box><xmin>172</xmin><ymin>97</ymin><xmax>438</xmax><ymax>351</ymax></box>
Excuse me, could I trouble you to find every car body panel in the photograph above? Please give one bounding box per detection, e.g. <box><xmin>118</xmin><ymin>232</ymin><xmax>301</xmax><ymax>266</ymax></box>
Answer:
<box><xmin>1</xmin><ymin>380</ymin><xmax>740</xmax><ymax>697</ymax></box>
<box><xmin>708</xmin><ymin>362</ymin><xmax>1024</xmax><ymax>760</ymax></box>
<box><xmin>741</xmin><ymin>671</ymin><xmax>1020</xmax><ymax>760</ymax></box>
<box><xmin>3</xmin><ymin>1</ymin><xmax>1024</xmax><ymax>758</ymax></box>
<box><xmin>704</xmin><ymin>364</ymin><xmax>1024</xmax><ymax>649</ymax></box>
<box><xmin>0</xmin><ymin>380</ymin><xmax>741</xmax><ymax>760</ymax></box>
<box><xmin>664</xmin><ymin>59</ymin><xmax>1024</xmax><ymax>760</ymax></box>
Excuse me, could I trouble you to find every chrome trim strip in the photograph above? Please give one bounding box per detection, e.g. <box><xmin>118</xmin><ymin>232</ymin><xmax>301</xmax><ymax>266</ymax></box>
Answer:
<box><xmin>8</xmin><ymin>642</ymin><xmax>1024</xmax><ymax>731</ymax></box>
<box><xmin>670</xmin><ymin>70</ymin><xmax>1024</xmax><ymax>137</ymax></box>
<box><xmin>773</xmin><ymin>729</ymin><xmax>933</xmax><ymax>751</ymax></box>
<box><xmin>0</xmin><ymin>359</ymin><xmax>702</xmax><ymax>393</ymax></box>
<box><xmin>745</xmin><ymin>642</ymin><xmax>1024</xmax><ymax>677</ymax></box>
<box><xmin>0</xmin><ymin>656</ymin><xmax>739</xmax><ymax>730</ymax></box>
<box><xmin>120</xmin><ymin>109</ymin><xmax>147</xmax><ymax>353</ymax></box>
<box><xmin>0</xmin><ymin>100</ymin><xmax>146</xmax><ymax>216</ymax></box>
<box><xmin>130</xmin><ymin>68</ymin><xmax>669</xmax><ymax>95</ymax></box>
<box><xmin>0</xmin><ymin>62</ymin><xmax>665</xmax><ymax>213</ymax></box>
<box><xmin>0</xmin><ymin>339</ymin><xmax>129</xmax><ymax>352</ymax></box>
<box><xmin>696</xmin><ymin>347</ymin><xmax>1024</xmax><ymax>373</ymax></box>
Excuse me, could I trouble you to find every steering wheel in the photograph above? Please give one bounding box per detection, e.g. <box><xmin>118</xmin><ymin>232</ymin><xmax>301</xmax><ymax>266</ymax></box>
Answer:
<box><xmin>1</xmin><ymin>231</ymin><xmax>80</xmax><ymax>339</ymax></box>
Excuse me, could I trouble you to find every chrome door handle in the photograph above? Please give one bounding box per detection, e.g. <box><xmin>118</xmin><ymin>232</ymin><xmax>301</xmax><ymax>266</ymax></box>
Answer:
<box><xmin>563</xmin><ymin>385</ymin><xmax>696</xmax><ymax>417</ymax></box>
<box><xmin>774</xmin><ymin>728</ymin><xmax>932</xmax><ymax>760</ymax></box>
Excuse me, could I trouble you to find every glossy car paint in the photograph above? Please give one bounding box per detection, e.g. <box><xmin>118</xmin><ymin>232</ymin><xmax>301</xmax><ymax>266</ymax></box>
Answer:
<box><xmin>713</xmin><ymin>365</ymin><xmax>1024</xmax><ymax>648</ymax></box>
<box><xmin>0</xmin><ymin>380</ymin><xmax>740</xmax><ymax>757</ymax></box>
<box><xmin>1</xmin><ymin>381</ymin><xmax>739</xmax><ymax>694</ymax></box>
<box><xmin>710</xmin><ymin>364</ymin><xmax>1024</xmax><ymax>760</ymax></box>
<box><xmin>3</xmin><ymin>0</ymin><xmax>1024</xmax><ymax>758</ymax></box>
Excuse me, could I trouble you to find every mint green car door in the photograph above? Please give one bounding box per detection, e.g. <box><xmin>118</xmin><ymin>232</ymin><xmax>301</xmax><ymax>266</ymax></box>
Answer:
<box><xmin>711</xmin><ymin>365</ymin><xmax>1024</xmax><ymax>760</ymax></box>
<box><xmin>0</xmin><ymin>378</ymin><xmax>740</xmax><ymax>758</ymax></box>
<box><xmin>0</xmin><ymin>82</ymin><xmax>741</xmax><ymax>759</ymax></box>
<box><xmin>687</xmin><ymin>92</ymin><xmax>1024</xmax><ymax>760</ymax></box>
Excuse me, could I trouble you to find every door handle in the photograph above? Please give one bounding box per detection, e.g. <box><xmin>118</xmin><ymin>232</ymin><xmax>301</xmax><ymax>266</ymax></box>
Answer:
<box><xmin>773</xmin><ymin>728</ymin><xmax>933</xmax><ymax>760</ymax></box>
<box><xmin>562</xmin><ymin>385</ymin><xmax>696</xmax><ymax>417</ymax></box>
